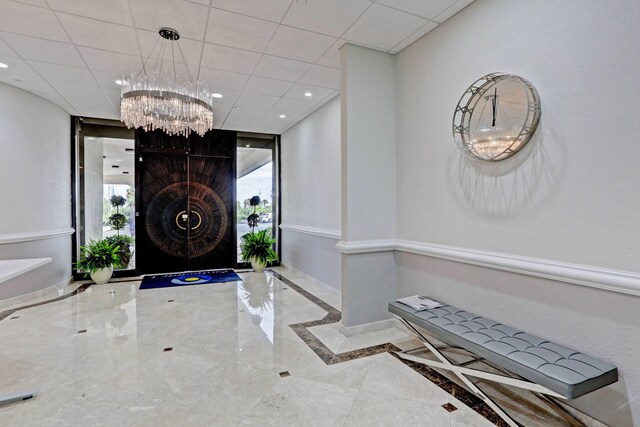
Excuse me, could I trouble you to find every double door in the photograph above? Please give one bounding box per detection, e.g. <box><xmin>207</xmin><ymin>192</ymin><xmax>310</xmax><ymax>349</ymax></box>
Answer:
<box><xmin>135</xmin><ymin>129</ymin><xmax>236</xmax><ymax>274</ymax></box>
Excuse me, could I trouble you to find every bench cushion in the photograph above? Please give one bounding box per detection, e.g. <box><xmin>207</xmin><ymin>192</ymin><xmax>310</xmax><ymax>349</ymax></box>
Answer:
<box><xmin>389</xmin><ymin>301</ymin><xmax>618</xmax><ymax>399</ymax></box>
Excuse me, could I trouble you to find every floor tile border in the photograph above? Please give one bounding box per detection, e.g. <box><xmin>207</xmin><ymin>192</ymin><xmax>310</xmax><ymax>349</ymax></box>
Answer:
<box><xmin>268</xmin><ymin>270</ymin><xmax>511</xmax><ymax>425</ymax></box>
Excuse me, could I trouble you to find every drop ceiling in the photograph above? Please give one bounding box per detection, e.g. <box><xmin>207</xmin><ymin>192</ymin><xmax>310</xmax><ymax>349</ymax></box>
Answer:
<box><xmin>0</xmin><ymin>0</ymin><xmax>473</xmax><ymax>135</ymax></box>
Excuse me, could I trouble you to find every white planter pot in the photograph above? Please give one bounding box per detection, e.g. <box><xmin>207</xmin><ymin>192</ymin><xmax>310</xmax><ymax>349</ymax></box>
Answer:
<box><xmin>90</xmin><ymin>266</ymin><xmax>113</xmax><ymax>285</ymax></box>
<box><xmin>250</xmin><ymin>257</ymin><xmax>267</xmax><ymax>273</ymax></box>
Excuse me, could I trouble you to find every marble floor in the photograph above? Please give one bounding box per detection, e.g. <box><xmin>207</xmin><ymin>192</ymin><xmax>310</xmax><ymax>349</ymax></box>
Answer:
<box><xmin>0</xmin><ymin>268</ymin><xmax>587</xmax><ymax>426</ymax></box>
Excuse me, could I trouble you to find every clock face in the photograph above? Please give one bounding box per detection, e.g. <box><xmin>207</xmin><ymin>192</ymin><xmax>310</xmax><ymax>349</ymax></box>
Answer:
<box><xmin>453</xmin><ymin>73</ymin><xmax>541</xmax><ymax>161</ymax></box>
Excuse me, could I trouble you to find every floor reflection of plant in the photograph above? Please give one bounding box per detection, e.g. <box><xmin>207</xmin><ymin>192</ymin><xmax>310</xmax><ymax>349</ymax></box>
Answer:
<box><xmin>240</xmin><ymin>277</ymin><xmax>273</xmax><ymax>314</ymax></box>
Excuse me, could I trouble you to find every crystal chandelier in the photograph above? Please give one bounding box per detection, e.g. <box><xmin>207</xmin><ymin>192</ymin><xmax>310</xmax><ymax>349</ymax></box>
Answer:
<box><xmin>120</xmin><ymin>27</ymin><xmax>214</xmax><ymax>137</ymax></box>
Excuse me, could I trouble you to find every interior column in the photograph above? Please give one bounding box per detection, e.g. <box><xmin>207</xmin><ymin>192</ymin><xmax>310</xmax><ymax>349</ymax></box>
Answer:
<box><xmin>339</xmin><ymin>43</ymin><xmax>397</xmax><ymax>327</ymax></box>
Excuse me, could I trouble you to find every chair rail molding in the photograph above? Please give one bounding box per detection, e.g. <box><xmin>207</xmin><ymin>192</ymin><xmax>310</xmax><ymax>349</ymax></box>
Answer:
<box><xmin>336</xmin><ymin>238</ymin><xmax>640</xmax><ymax>297</ymax></box>
<box><xmin>0</xmin><ymin>228</ymin><xmax>75</xmax><ymax>245</ymax></box>
<box><xmin>280</xmin><ymin>224</ymin><xmax>341</xmax><ymax>240</ymax></box>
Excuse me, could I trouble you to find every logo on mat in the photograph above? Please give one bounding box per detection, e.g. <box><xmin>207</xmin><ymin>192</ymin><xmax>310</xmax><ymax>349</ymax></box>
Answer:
<box><xmin>171</xmin><ymin>274</ymin><xmax>213</xmax><ymax>285</ymax></box>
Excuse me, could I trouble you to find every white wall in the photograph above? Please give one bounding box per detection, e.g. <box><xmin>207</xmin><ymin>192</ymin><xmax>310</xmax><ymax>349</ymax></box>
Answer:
<box><xmin>394</xmin><ymin>1</ymin><xmax>640</xmax><ymax>425</ymax></box>
<box><xmin>281</xmin><ymin>96</ymin><xmax>341</xmax><ymax>290</ymax></box>
<box><xmin>0</xmin><ymin>83</ymin><xmax>72</xmax><ymax>299</ymax></box>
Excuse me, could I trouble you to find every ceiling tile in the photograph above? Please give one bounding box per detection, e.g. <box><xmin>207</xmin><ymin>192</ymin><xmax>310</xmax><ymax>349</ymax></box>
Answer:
<box><xmin>28</xmin><ymin>60</ymin><xmax>96</xmax><ymax>85</ymax></box>
<box><xmin>0</xmin><ymin>54</ymin><xmax>43</xmax><ymax>81</ymax></box>
<box><xmin>77</xmin><ymin>47</ymin><xmax>142</xmax><ymax>73</ymax></box>
<box><xmin>273</xmin><ymin>97</ymin><xmax>316</xmax><ymax>113</ymax></box>
<box><xmin>236</xmin><ymin>92</ymin><xmax>280</xmax><ymax>109</ymax></box>
<box><xmin>223</xmin><ymin>105</ymin><xmax>268</xmax><ymax>130</ymax></box>
<box><xmin>299</xmin><ymin>65</ymin><xmax>339</xmax><ymax>89</ymax></box>
<box><xmin>211</xmin><ymin>0</ymin><xmax>292</xmax><ymax>23</ymax></box>
<box><xmin>389</xmin><ymin>21</ymin><xmax>438</xmax><ymax>53</ymax></box>
<box><xmin>434</xmin><ymin>0</ymin><xmax>474</xmax><ymax>23</ymax></box>
<box><xmin>265</xmin><ymin>26</ymin><xmax>335</xmax><ymax>63</ymax></box>
<box><xmin>93</xmin><ymin>69</ymin><xmax>127</xmax><ymax>90</ymax></box>
<box><xmin>130</xmin><ymin>0</ymin><xmax>209</xmax><ymax>41</ymax></box>
<box><xmin>200</xmin><ymin>43</ymin><xmax>261</xmax><ymax>74</ymax></box>
<box><xmin>197</xmin><ymin>67</ymin><xmax>249</xmax><ymax>91</ymax></box>
<box><xmin>316</xmin><ymin>39</ymin><xmax>345</xmax><ymax>68</ymax></box>
<box><xmin>208</xmin><ymin>88</ymin><xmax>241</xmax><ymax>104</ymax></box>
<box><xmin>207</xmin><ymin>9</ymin><xmax>278</xmax><ymax>52</ymax></box>
<box><xmin>11</xmin><ymin>0</ymin><xmax>48</xmax><ymax>7</ymax></box>
<box><xmin>244</xmin><ymin>76</ymin><xmax>294</xmax><ymax>97</ymax></box>
<box><xmin>282</xmin><ymin>0</ymin><xmax>371</xmax><ymax>37</ymax></box>
<box><xmin>0</xmin><ymin>32</ymin><xmax>85</xmax><ymax>67</ymax></box>
<box><xmin>253</xmin><ymin>55</ymin><xmax>311</xmax><ymax>82</ymax></box>
<box><xmin>47</xmin><ymin>0</ymin><xmax>132</xmax><ymax>25</ymax></box>
<box><xmin>377</xmin><ymin>0</ymin><xmax>456</xmax><ymax>20</ymax></box>
<box><xmin>212</xmin><ymin>102</ymin><xmax>233</xmax><ymax>128</ymax></box>
<box><xmin>0</xmin><ymin>36</ymin><xmax>18</xmax><ymax>57</ymax></box>
<box><xmin>343</xmin><ymin>4</ymin><xmax>427</xmax><ymax>51</ymax></box>
<box><xmin>137</xmin><ymin>29</ymin><xmax>203</xmax><ymax>66</ymax></box>
<box><xmin>283</xmin><ymin>83</ymin><xmax>332</xmax><ymax>101</ymax></box>
<box><xmin>57</xmin><ymin>14</ymin><xmax>138</xmax><ymax>55</ymax></box>
<box><xmin>0</xmin><ymin>1</ymin><xmax>69</xmax><ymax>42</ymax></box>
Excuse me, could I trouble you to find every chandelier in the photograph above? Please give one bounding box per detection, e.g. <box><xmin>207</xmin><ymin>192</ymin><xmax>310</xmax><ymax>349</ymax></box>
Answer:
<box><xmin>120</xmin><ymin>27</ymin><xmax>214</xmax><ymax>137</ymax></box>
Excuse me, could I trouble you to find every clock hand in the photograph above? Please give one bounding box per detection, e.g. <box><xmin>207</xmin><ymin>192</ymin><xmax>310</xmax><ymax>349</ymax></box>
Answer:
<box><xmin>491</xmin><ymin>88</ymin><xmax>497</xmax><ymax>127</ymax></box>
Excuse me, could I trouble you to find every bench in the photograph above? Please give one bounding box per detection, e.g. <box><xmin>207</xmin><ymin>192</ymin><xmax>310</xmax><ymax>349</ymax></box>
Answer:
<box><xmin>389</xmin><ymin>300</ymin><xmax>618</xmax><ymax>426</ymax></box>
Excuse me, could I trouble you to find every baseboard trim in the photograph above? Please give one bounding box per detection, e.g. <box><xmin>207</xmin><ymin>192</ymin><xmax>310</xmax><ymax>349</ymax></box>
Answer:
<box><xmin>277</xmin><ymin>263</ymin><xmax>340</xmax><ymax>295</ymax></box>
<box><xmin>0</xmin><ymin>228</ymin><xmax>75</xmax><ymax>245</ymax></box>
<box><xmin>337</xmin><ymin>239</ymin><xmax>640</xmax><ymax>297</ymax></box>
<box><xmin>0</xmin><ymin>276</ymin><xmax>74</xmax><ymax>310</ymax></box>
<box><xmin>280</xmin><ymin>224</ymin><xmax>341</xmax><ymax>240</ymax></box>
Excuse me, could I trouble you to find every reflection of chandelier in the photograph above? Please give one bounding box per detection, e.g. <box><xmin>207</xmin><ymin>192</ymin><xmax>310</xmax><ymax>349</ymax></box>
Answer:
<box><xmin>469</xmin><ymin>125</ymin><xmax>522</xmax><ymax>161</ymax></box>
<box><xmin>120</xmin><ymin>27</ymin><xmax>214</xmax><ymax>137</ymax></box>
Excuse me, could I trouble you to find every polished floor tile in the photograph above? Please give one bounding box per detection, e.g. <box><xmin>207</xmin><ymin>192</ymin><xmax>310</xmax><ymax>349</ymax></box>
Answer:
<box><xmin>0</xmin><ymin>268</ymin><xmax>524</xmax><ymax>426</ymax></box>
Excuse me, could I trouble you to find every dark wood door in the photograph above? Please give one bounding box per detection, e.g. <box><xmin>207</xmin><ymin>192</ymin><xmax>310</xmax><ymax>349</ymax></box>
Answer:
<box><xmin>135</xmin><ymin>129</ymin><xmax>236</xmax><ymax>274</ymax></box>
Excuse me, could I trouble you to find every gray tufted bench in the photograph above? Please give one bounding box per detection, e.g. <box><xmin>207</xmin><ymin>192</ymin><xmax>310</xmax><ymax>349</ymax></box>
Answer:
<box><xmin>389</xmin><ymin>300</ymin><xmax>618</xmax><ymax>425</ymax></box>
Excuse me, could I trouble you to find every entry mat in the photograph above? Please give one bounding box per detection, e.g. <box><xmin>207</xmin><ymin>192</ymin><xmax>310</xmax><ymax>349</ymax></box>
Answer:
<box><xmin>139</xmin><ymin>269</ymin><xmax>242</xmax><ymax>290</ymax></box>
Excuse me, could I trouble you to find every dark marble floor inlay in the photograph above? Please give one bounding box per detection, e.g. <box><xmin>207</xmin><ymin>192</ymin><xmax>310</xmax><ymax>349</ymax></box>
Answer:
<box><xmin>0</xmin><ymin>283</ymin><xmax>92</xmax><ymax>322</ymax></box>
<box><xmin>163</xmin><ymin>347</ymin><xmax>173</xmax><ymax>352</ymax></box>
<box><xmin>10</xmin><ymin>316</ymin><xmax>19</xmax><ymax>319</ymax></box>
<box><xmin>442</xmin><ymin>403</ymin><xmax>458</xmax><ymax>412</ymax></box>
<box><xmin>168</xmin><ymin>299</ymin><xmax>174</xmax><ymax>302</ymax></box>
<box><xmin>279</xmin><ymin>371</ymin><xmax>290</xmax><ymax>378</ymax></box>
<box><xmin>269</xmin><ymin>271</ymin><xmax>401</xmax><ymax>366</ymax></box>
<box><xmin>77</xmin><ymin>329</ymin><xmax>87</xmax><ymax>334</ymax></box>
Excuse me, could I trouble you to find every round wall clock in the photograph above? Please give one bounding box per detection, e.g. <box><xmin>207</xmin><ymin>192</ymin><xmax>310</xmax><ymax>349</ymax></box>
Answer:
<box><xmin>452</xmin><ymin>73</ymin><xmax>541</xmax><ymax>161</ymax></box>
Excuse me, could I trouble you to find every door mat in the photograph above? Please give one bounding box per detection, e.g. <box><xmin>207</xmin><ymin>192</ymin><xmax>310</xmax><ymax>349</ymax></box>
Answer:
<box><xmin>139</xmin><ymin>269</ymin><xmax>242</xmax><ymax>290</ymax></box>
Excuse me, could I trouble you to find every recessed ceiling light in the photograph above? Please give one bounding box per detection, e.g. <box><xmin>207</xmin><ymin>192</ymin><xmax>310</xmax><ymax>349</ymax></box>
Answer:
<box><xmin>0</xmin><ymin>62</ymin><xmax>8</xmax><ymax>69</ymax></box>
<box><xmin>212</xmin><ymin>93</ymin><xmax>223</xmax><ymax>98</ymax></box>
<box><xmin>304</xmin><ymin>92</ymin><xmax>313</xmax><ymax>97</ymax></box>
<box><xmin>279</xmin><ymin>114</ymin><xmax>286</xmax><ymax>118</ymax></box>
<box><xmin>114</xmin><ymin>79</ymin><xmax>123</xmax><ymax>85</ymax></box>
<box><xmin>245</xmin><ymin>144</ymin><xmax>250</xmax><ymax>147</ymax></box>
<box><xmin>116</xmin><ymin>159</ymin><xmax>122</xmax><ymax>162</ymax></box>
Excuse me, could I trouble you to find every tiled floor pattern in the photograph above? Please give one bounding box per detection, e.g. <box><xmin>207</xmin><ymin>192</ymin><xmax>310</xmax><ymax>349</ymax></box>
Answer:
<box><xmin>0</xmin><ymin>268</ymin><xmax>588</xmax><ymax>426</ymax></box>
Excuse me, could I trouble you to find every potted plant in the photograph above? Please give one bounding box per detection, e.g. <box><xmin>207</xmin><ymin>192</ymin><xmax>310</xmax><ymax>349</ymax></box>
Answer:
<box><xmin>76</xmin><ymin>239</ymin><xmax>121</xmax><ymax>284</ymax></box>
<box><xmin>103</xmin><ymin>235</ymin><xmax>134</xmax><ymax>269</ymax></box>
<box><xmin>240</xmin><ymin>228</ymin><xmax>278</xmax><ymax>273</ymax></box>
<box><xmin>108</xmin><ymin>195</ymin><xmax>127</xmax><ymax>235</ymax></box>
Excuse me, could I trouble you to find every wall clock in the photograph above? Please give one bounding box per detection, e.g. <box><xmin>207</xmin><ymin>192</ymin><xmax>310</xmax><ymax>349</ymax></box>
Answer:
<box><xmin>452</xmin><ymin>73</ymin><xmax>541</xmax><ymax>161</ymax></box>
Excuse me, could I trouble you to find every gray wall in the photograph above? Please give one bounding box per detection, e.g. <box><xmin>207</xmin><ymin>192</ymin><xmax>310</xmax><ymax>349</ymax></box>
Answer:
<box><xmin>0</xmin><ymin>83</ymin><xmax>72</xmax><ymax>300</ymax></box>
<box><xmin>281</xmin><ymin>96</ymin><xmax>341</xmax><ymax>290</ymax></box>
<box><xmin>394</xmin><ymin>1</ymin><xmax>640</xmax><ymax>425</ymax></box>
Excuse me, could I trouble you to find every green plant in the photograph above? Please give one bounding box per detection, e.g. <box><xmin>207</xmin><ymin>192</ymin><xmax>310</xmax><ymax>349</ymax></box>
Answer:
<box><xmin>109</xmin><ymin>195</ymin><xmax>127</xmax><ymax>235</ymax></box>
<box><xmin>240</xmin><ymin>229</ymin><xmax>278</xmax><ymax>264</ymax></box>
<box><xmin>108</xmin><ymin>213</ymin><xmax>127</xmax><ymax>231</ymax></box>
<box><xmin>110</xmin><ymin>195</ymin><xmax>126</xmax><ymax>207</ymax></box>
<box><xmin>76</xmin><ymin>239</ymin><xmax>120</xmax><ymax>275</ymax></box>
<box><xmin>104</xmin><ymin>235</ymin><xmax>134</xmax><ymax>268</ymax></box>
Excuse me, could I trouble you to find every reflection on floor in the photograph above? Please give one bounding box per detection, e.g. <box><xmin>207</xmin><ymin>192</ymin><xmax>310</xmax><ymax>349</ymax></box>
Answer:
<box><xmin>0</xmin><ymin>268</ymin><xmax>596</xmax><ymax>426</ymax></box>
